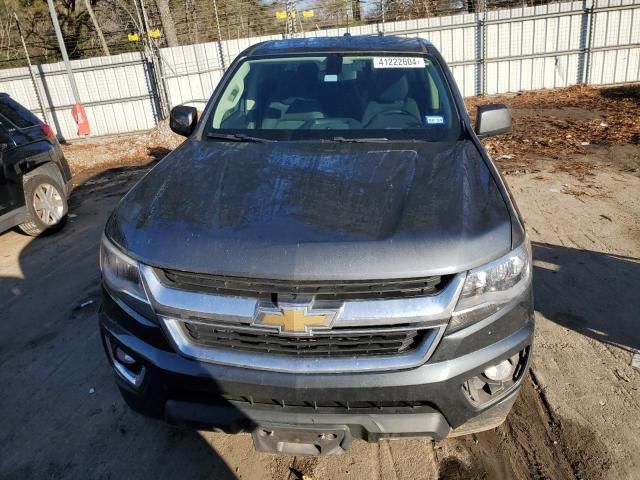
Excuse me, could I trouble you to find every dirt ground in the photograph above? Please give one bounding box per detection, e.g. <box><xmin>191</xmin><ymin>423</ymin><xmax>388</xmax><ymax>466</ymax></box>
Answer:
<box><xmin>0</xmin><ymin>85</ymin><xmax>639</xmax><ymax>480</ymax></box>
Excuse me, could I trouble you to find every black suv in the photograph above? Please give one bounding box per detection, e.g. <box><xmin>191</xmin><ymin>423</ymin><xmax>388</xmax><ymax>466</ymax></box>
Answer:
<box><xmin>100</xmin><ymin>36</ymin><xmax>533</xmax><ymax>455</ymax></box>
<box><xmin>0</xmin><ymin>94</ymin><xmax>72</xmax><ymax>235</ymax></box>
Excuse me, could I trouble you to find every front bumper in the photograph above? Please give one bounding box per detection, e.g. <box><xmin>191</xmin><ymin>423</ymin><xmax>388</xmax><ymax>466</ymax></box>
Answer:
<box><xmin>64</xmin><ymin>178</ymin><xmax>73</xmax><ymax>198</ymax></box>
<box><xmin>99</xmin><ymin>288</ymin><xmax>533</xmax><ymax>451</ymax></box>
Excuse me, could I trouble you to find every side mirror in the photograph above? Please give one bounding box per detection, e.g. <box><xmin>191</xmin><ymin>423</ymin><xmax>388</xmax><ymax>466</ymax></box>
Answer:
<box><xmin>475</xmin><ymin>104</ymin><xmax>512</xmax><ymax>137</ymax></box>
<box><xmin>170</xmin><ymin>105</ymin><xmax>198</xmax><ymax>137</ymax></box>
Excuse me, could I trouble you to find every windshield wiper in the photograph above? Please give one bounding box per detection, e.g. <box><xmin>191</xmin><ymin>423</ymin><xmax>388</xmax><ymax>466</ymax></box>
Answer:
<box><xmin>206</xmin><ymin>132</ymin><xmax>274</xmax><ymax>142</ymax></box>
<box><xmin>331</xmin><ymin>136</ymin><xmax>389</xmax><ymax>143</ymax></box>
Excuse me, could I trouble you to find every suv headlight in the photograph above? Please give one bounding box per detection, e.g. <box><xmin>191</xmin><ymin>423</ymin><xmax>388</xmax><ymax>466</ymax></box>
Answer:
<box><xmin>449</xmin><ymin>240</ymin><xmax>532</xmax><ymax>333</ymax></box>
<box><xmin>100</xmin><ymin>235</ymin><xmax>152</xmax><ymax>315</ymax></box>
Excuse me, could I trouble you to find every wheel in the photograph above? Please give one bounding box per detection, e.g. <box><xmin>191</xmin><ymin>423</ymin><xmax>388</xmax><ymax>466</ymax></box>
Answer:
<box><xmin>18</xmin><ymin>175</ymin><xmax>68</xmax><ymax>236</ymax></box>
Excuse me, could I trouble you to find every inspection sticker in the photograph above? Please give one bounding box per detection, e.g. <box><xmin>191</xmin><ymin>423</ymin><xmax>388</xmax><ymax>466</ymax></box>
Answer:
<box><xmin>425</xmin><ymin>115</ymin><xmax>445</xmax><ymax>125</ymax></box>
<box><xmin>373</xmin><ymin>57</ymin><xmax>424</xmax><ymax>69</ymax></box>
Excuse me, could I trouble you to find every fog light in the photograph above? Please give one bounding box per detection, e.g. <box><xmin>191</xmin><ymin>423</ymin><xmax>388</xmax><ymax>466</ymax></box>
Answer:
<box><xmin>463</xmin><ymin>347</ymin><xmax>530</xmax><ymax>406</ymax></box>
<box><xmin>105</xmin><ymin>336</ymin><xmax>146</xmax><ymax>388</ymax></box>
<box><xmin>484</xmin><ymin>359</ymin><xmax>515</xmax><ymax>381</ymax></box>
<box><xmin>114</xmin><ymin>347</ymin><xmax>136</xmax><ymax>365</ymax></box>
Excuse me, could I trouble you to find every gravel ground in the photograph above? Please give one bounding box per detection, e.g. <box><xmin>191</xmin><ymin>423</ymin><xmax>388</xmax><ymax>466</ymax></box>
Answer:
<box><xmin>0</xmin><ymin>85</ymin><xmax>639</xmax><ymax>480</ymax></box>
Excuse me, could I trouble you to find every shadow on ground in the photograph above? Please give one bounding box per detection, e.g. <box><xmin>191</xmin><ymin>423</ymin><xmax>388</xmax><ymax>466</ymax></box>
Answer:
<box><xmin>2</xmin><ymin>147</ymin><xmax>637</xmax><ymax>478</ymax></box>
<box><xmin>0</xmin><ymin>149</ymin><xmax>242</xmax><ymax>479</ymax></box>
<box><xmin>599</xmin><ymin>84</ymin><xmax>640</xmax><ymax>100</ymax></box>
<box><xmin>533</xmin><ymin>241</ymin><xmax>640</xmax><ymax>352</ymax></box>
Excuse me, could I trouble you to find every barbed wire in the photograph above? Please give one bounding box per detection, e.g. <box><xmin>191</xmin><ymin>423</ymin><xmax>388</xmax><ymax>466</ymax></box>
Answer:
<box><xmin>0</xmin><ymin>0</ymin><xmax>600</xmax><ymax>69</ymax></box>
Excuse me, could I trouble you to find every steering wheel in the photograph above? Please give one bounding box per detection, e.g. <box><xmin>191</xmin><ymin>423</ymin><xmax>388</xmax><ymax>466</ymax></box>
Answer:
<box><xmin>365</xmin><ymin>109</ymin><xmax>422</xmax><ymax>129</ymax></box>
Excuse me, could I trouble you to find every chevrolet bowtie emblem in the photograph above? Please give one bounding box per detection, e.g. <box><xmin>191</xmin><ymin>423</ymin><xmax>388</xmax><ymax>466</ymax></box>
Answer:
<box><xmin>254</xmin><ymin>304</ymin><xmax>340</xmax><ymax>335</ymax></box>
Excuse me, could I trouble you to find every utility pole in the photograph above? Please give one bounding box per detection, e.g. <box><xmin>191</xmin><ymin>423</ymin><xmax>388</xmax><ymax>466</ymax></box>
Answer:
<box><xmin>45</xmin><ymin>0</ymin><xmax>90</xmax><ymax>135</ymax></box>
<box><xmin>46</xmin><ymin>0</ymin><xmax>80</xmax><ymax>104</ymax></box>
<box><xmin>285</xmin><ymin>0</ymin><xmax>297</xmax><ymax>37</ymax></box>
<box><xmin>212</xmin><ymin>0</ymin><xmax>226</xmax><ymax>71</ymax></box>
<box><xmin>136</xmin><ymin>0</ymin><xmax>170</xmax><ymax>117</ymax></box>
<box><xmin>137</xmin><ymin>0</ymin><xmax>154</xmax><ymax>45</ymax></box>
<box><xmin>295</xmin><ymin>0</ymin><xmax>304</xmax><ymax>34</ymax></box>
<box><xmin>352</xmin><ymin>0</ymin><xmax>361</xmax><ymax>22</ymax></box>
<box><xmin>13</xmin><ymin>13</ymin><xmax>51</xmax><ymax>128</ymax></box>
<box><xmin>132</xmin><ymin>0</ymin><xmax>147</xmax><ymax>41</ymax></box>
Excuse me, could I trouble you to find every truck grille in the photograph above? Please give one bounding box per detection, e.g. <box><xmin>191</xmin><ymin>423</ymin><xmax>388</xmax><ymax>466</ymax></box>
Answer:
<box><xmin>223</xmin><ymin>396</ymin><xmax>436</xmax><ymax>413</ymax></box>
<box><xmin>181</xmin><ymin>322</ymin><xmax>428</xmax><ymax>358</ymax></box>
<box><xmin>145</xmin><ymin>264</ymin><xmax>459</xmax><ymax>372</ymax></box>
<box><xmin>159</xmin><ymin>269</ymin><xmax>448</xmax><ymax>301</ymax></box>
<box><xmin>171</xmin><ymin>390</ymin><xmax>438</xmax><ymax>414</ymax></box>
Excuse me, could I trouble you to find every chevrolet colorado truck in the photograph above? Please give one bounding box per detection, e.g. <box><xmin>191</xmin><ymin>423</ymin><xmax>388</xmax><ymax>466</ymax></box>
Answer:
<box><xmin>100</xmin><ymin>35</ymin><xmax>533</xmax><ymax>456</ymax></box>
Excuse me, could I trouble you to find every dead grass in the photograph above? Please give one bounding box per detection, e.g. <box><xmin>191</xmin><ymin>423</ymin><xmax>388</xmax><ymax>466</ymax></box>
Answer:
<box><xmin>464</xmin><ymin>84</ymin><xmax>640</xmax><ymax>177</ymax></box>
<box><xmin>62</xmin><ymin>84</ymin><xmax>640</xmax><ymax>183</ymax></box>
<box><xmin>62</xmin><ymin>120</ymin><xmax>183</xmax><ymax>182</ymax></box>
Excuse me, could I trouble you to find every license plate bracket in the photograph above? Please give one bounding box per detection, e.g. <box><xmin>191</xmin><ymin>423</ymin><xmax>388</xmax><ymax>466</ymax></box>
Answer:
<box><xmin>252</xmin><ymin>424</ymin><xmax>351</xmax><ymax>456</ymax></box>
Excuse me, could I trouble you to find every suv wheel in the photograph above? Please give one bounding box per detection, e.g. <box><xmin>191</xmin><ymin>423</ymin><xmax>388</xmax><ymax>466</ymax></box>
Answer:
<box><xmin>18</xmin><ymin>175</ymin><xmax>68</xmax><ymax>236</ymax></box>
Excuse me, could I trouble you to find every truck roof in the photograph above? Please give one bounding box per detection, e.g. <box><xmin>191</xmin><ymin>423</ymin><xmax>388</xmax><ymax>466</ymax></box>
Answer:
<box><xmin>247</xmin><ymin>35</ymin><xmax>433</xmax><ymax>56</ymax></box>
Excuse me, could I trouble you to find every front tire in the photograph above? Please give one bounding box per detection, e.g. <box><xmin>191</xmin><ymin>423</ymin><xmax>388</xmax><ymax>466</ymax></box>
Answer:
<box><xmin>18</xmin><ymin>175</ymin><xmax>68</xmax><ymax>236</ymax></box>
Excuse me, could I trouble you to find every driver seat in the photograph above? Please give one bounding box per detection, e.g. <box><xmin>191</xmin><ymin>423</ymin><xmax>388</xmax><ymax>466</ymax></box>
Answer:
<box><xmin>361</xmin><ymin>72</ymin><xmax>421</xmax><ymax>128</ymax></box>
<box><xmin>262</xmin><ymin>63</ymin><xmax>324</xmax><ymax>129</ymax></box>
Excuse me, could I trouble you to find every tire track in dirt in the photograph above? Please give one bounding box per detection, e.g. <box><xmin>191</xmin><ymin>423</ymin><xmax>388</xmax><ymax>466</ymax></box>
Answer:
<box><xmin>284</xmin><ymin>373</ymin><xmax>610</xmax><ymax>480</ymax></box>
<box><xmin>436</xmin><ymin>374</ymin><xmax>612</xmax><ymax>480</ymax></box>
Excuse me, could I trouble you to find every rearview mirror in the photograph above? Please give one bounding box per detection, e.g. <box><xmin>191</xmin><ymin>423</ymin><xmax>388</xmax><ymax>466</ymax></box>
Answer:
<box><xmin>475</xmin><ymin>104</ymin><xmax>512</xmax><ymax>137</ymax></box>
<box><xmin>170</xmin><ymin>105</ymin><xmax>198</xmax><ymax>137</ymax></box>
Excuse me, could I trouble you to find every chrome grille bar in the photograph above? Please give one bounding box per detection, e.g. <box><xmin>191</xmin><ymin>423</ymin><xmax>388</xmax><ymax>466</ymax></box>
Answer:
<box><xmin>162</xmin><ymin>317</ymin><xmax>446</xmax><ymax>373</ymax></box>
<box><xmin>140</xmin><ymin>265</ymin><xmax>465</xmax><ymax>328</ymax></box>
<box><xmin>138</xmin><ymin>265</ymin><xmax>465</xmax><ymax>373</ymax></box>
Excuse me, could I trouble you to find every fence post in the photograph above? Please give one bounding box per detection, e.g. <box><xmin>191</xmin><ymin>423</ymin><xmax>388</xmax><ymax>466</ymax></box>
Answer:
<box><xmin>578</xmin><ymin>0</ymin><xmax>595</xmax><ymax>84</ymax></box>
<box><xmin>136</xmin><ymin>0</ymin><xmax>170</xmax><ymax>118</ymax></box>
<box><xmin>150</xmin><ymin>48</ymin><xmax>171</xmax><ymax>118</ymax></box>
<box><xmin>212</xmin><ymin>0</ymin><xmax>226</xmax><ymax>72</ymax></box>
<box><xmin>475</xmin><ymin>5</ymin><xmax>486</xmax><ymax>96</ymax></box>
<box><xmin>584</xmin><ymin>0</ymin><xmax>596</xmax><ymax>85</ymax></box>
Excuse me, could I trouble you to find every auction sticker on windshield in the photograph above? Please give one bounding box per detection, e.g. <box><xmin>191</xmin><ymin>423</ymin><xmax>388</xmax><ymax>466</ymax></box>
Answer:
<box><xmin>373</xmin><ymin>57</ymin><xmax>424</xmax><ymax>68</ymax></box>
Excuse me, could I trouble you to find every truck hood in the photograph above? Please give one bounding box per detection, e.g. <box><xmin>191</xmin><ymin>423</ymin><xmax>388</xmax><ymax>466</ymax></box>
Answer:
<box><xmin>106</xmin><ymin>139</ymin><xmax>511</xmax><ymax>280</ymax></box>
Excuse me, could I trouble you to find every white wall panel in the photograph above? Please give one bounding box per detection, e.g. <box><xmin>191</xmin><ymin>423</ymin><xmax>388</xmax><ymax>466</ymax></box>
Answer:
<box><xmin>0</xmin><ymin>51</ymin><xmax>156</xmax><ymax>139</ymax></box>
<box><xmin>0</xmin><ymin>0</ymin><xmax>638</xmax><ymax>141</ymax></box>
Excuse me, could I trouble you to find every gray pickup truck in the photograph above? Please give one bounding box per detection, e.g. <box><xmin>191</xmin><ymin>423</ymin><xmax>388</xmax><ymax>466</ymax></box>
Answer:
<box><xmin>99</xmin><ymin>35</ymin><xmax>533</xmax><ymax>456</ymax></box>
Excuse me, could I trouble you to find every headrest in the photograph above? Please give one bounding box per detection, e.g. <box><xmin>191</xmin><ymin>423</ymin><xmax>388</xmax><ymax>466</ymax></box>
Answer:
<box><xmin>297</xmin><ymin>63</ymin><xmax>320</xmax><ymax>85</ymax></box>
<box><xmin>377</xmin><ymin>72</ymin><xmax>409</xmax><ymax>103</ymax></box>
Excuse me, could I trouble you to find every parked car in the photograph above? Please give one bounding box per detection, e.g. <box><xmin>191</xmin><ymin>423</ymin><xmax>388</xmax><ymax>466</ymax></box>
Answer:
<box><xmin>100</xmin><ymin>35</ymin><xmax>533</xmax><ymax>455</ymax></box>
<box><xmin>0</xmin><ymin>94</ymin><xmax>72</xmax><ymax>235</ymax></box>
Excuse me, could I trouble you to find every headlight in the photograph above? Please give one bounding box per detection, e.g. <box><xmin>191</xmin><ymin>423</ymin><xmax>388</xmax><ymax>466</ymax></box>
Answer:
<box><xmin>448</xmin><ymin>240</ymin><xmax>531</xmax><ymax>333</ymax></box>
<box><xmin>100</xmin><ymin>235</ymin><xmax>150</xmax><ymax>310</ymax></box>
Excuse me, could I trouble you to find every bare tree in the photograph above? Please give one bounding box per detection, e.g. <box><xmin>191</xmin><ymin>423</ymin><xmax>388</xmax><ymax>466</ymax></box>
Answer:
<box><xmin>153</xmin><ymin>0</ymin><xmax>178</xmax><ymax>46</ymax></box>
<box><xmin>83</xmin><ymin>0</ymin><xmax>110</xmax><ymax>55</ymax></box>
<box><xmin>351</xmin><ymin>0</ymin><xmax>361</xmax><ymax>21</ymax></box>
<box><xmin>0</xmin><ymin>0</ymin><xmax>287</xmax><ymax>65</ymax></box>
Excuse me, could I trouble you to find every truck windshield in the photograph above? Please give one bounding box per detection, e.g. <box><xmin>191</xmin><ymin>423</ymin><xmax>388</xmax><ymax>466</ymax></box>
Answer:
<box><xmin>207</xmin><ymin>53</ymin><xmax>463</xmax><ymax>141</ymax></box>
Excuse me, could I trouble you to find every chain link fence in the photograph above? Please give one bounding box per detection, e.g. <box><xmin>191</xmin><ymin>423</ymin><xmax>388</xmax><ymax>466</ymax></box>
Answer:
<box><xmin>0</xmin><ymin>0</ymin><xmax>505</xmax><ymax>67</ymax></box>
<box><xmin>0</xmin><ymin>0</ymin><xmax>637</xmax><ymax>139</ymax></box>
